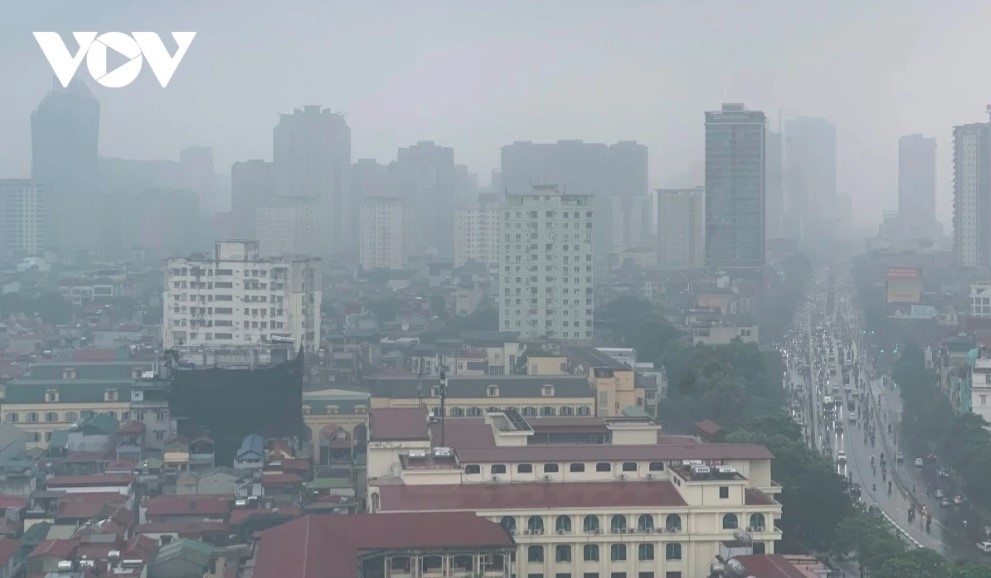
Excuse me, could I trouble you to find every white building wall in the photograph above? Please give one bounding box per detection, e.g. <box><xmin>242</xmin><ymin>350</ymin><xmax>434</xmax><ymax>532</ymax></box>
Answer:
<box><xmin>0</xmin><ymin>179</ymin><xmax>48</xmax><ymax>255</ymax></box>
<box><xmin>359</xmin><ymin>200</ymin><xmax>406</xmax><ymax>270</ymax></box>
<box><xmin>658</xmin><ymin>188</ymin><xmax>705</xmax><ymax>269</ymax></box>
<box><xmin>255</xmin><ymin>202</ymin><xmax>320</xmax><ymax>258</ymax></box>
<box><xmin>499</xmin><ymin>185</ymin><xmax>593</xmax><ymax>342</ymax></box>
<box><xmin>455</xmin><ymin>202</ymin><xmax>502</xmax><ymax>266</ymax></box>
<box><xmin>959</xmin><ymin>132</ymin><xmax>980</xmax><ymax>267</ymax></box>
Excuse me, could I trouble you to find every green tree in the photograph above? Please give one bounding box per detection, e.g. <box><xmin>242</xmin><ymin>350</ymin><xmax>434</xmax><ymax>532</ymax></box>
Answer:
<box><xmin>452</xmin><ymin>306</ymin><xmax>498</xmax><ymax>332</ymax></box>
<box><xmin>874</xmin><ymin>548</ymin><xmax>946</xmax><ymax>578</ymax></box>
<box><xmin>830</xmin><ymin>511</ymin><xmax>905</xmax><ymax>575</ymax></box>
<box><xmin>951</xmin><ymin>563</ymin><xmax>991</xmax><ymax>578</ymax></box>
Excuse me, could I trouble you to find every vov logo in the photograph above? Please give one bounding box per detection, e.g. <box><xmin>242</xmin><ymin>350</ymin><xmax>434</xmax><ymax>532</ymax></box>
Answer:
<box><xmin>33</xmin><ymin>32</ymin><xmax>196</xmax><ymax>88</ymax></box>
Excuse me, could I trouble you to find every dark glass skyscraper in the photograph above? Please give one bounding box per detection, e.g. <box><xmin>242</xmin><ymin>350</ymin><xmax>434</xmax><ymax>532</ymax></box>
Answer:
<box><xmin>704</xmin><ymin>103</ymin><xmax>766</xmax><ymax>268</ymax></box>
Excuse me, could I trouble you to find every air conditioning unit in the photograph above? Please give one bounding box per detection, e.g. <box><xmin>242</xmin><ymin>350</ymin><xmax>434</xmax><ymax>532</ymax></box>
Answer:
<box><xmin>523</xmin><ymin>529</ymin><xmax>532</xmax><ymax>535</ymax></box>
<box><xmin>542</xmin><ymin>475</ymin><xmax>552</xmax><ymax>481</ymax></box>
<box><xmin>557</xmin><ymin>529</ymin><xmax>567</xmax><ymax>535</ymax></box>
<box><xmin>594</xmin><ymin>529</ymin><xmax>603</xmax><ymax>534</ymax></box>
<box><xmin>509</xmin><ymin>529</ymin><xmax>517</xmax><ymax>535</ymax></box>
<box><xmin>535</xmin><ymin>529</ymin><xmax>544</xmax><ymax>535</ymax></box>
<box><xmin>617</xmin><ymin>474</ymin><xmax>627</xmax><ymax>481</ymax></box>
<box><xmin>492</xmin><ymin>475</ymin><xmax>501</xmax><ymax>482</ymax></box>
<box><xmin>646</xmin><ymin>473</ymin><xmax>655</xmax><ymax>480</ymax></box>
<box><xmin>627</xmin><ymin>528</ymin><xmax>636</xmax><ymax>534</ymax></box>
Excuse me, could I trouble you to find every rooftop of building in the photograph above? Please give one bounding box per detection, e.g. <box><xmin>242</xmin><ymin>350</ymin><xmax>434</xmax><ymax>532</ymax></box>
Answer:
<box><xmin>367</xmin><ymin>374</ymin><xmax>593</xmax><ymax>399</ymax></box>
<box><xmin>252</xmin><ymin>513</ymin><xmax>514</xmax><ymax>578</ymax></box>
<box><xmin>562</xmin><ymin>346</ymin><xmax>631</xmax><ymax>371</ymax></box>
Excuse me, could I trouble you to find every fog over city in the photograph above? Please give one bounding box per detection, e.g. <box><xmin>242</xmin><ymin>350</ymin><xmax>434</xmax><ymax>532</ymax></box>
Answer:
<box><xmin>2</xmin><ymin>0</ymin><xmax>991</xmax><ymax>227</ymax></box>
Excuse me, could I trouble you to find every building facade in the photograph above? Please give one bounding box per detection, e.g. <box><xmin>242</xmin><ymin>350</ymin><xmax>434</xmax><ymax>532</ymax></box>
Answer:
<box><xmin>499</xmin><ymin>184</ymin><xmax>594</xmax><ymax>341</ymax></box>
<box><xmin>231</xmin><ymin>160</ymin><xmax>274</xmax><ymax>239</ymax></box>
<box><xmin>359</xmin><ymin>197</ymin><xmax>407</xmax><ymax>270</ymax></box>
<box><xmin>389</xmin><ymin>141</ymin><xmax>456</xmax><ymax>255</ymax></box>
<box><xmin>0</xmin><ymin>179</ymin><xmax>48</xmax><ymax>256</ymax></box>
<box><xmin>954</xmin><ymin>122</ymin><xmax>991</xmax><ymax>268</ymax></box>
<box><xmin>657</xmin><ymin>188</ymin><xmax>705</xmax><ymax>269</ymax></box>
<box><xmin>455</xmin><ymin>194</ymin><xmax>502</xmax><ymax>267</ymax></box>
<box><xmin>163</xmin><ymin>240</ymin><xmax>322</xmax><ymax>353</ymax></box>
<box><xmin>764</xmin><ymin>130</ymin><xmax>783</xmax><ymax>241</ymax></box>
<box><xmin>255</xmin><ymin>200</ymin><xmax>320</xmax><ymax>257</ymax></box>
<box><xmin>704</xmin><ymin>104</ymin><xmax>766</xmax><ymax>268</ymax></box>
<box><xmin>782</xmin><ymin>117</ymin><xmax>837</xmax><ymax>242</ymax></box>
<box><xmin>898</xmin><ymin>134</ymin><xmax>938</xmax><ymax>240</ymax></box>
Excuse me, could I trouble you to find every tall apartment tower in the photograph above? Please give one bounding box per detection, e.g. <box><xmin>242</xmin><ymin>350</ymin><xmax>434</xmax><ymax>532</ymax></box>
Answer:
<box><xmin>162</xmin><ymin>240</ymin><xmax>322</xmax><ymax>353</ymax></box>
<box><xmin>31</xmin><ymin>78</ymin><xmax>100</xmax><ymax>251</ymax></box>
<box><xmin>0</xmin><ymin>180</ymin><xmax>49</xmax><ymax>256</ymax></box>
<box><xmin>180</xmin><ymin>145</ymin><xmax>219</xmax><ymax>214</ymax></box>
<box><xmin>782</xmin><ymin>116</ymin><xmax>837</xmax><ymax>240</ymax></box>
<box><xmin>255</xmin><ymin>199</ymin><xmax>320</xmax><ymax>257</ymax></box>
<box><xmin>899</xmin><ymin>134</ymin><xmax>938</xmax><ymax>239</ymax></box>
<box><xmin>704</xmin><ymin>103</ymin><xmax>766</xmax><ymax>268</ymax></box>
<box><xmin>231</xmin><ymin>160</ymin><xmax>275</xmax><ymax>239</ymax></box>
<box><xmin>764</xmin><ymin>130</ymin><xmax>784</xmax><ymax>240</ymax></box>
<box><xmin>954</xmin><ymin>123</ymin><xmax>991</xmax><ymax>268</ymax></box>
<box><xmin>359</xmin><ymin>197</ymin><xmax>407</xmax><ymax>270</ymax></box>
<box><xmin>388</xmin><ymin>141</ymin><xmax>456</xmax><ymax>255</ymax></box>
<box><xmin>273</xmin><ymin>106</ymin><xmax>352</xmax><ymax>256</ymax></box>
<box><xmin>499</xmin><ymin>184</ymin><xmax>593</xmax><ymax>342</ymax></box>
<box><xmin>657</xmin><ymin>188</ymin><xmax>705</xmax><ymax>269</ymax></box>
<box><xmin>454</xmin><ymin>193</ymin><xmax>502</xmax><ymax>267</ymax></box>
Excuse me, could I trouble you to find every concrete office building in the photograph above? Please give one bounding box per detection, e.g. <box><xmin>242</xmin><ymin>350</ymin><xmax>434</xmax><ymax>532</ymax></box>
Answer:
<box><xmin>455</xmin><ymin>193</ymin><xmax>503</xmax><ymax>267</ymax></box>
<box><xmin>705</xmin><ymin>104</ymin><xmax>766</xmax><ymax>268</ymax></box>
<box><xmin>273</xmin><ymin>106</ymin><xmax>352</xmax><ymax>255</ymax></box>
<box><xmin>359</xmin><ymin>197</ymin><xmax>407</xmax><ymax>270</ymax></box>
<box><xmin>783</xmin><ymin>117</ymin><xmax>837</xmax><ymax>241</ymax></box>
<box><xmin>163</xmin><ymin>240</ymin><xmax>321</xmax><ymax>353</ymax></box>
<box><xmin>231</xmin><ymin>160</ymin><xmax>275</xmax><ymax>239</ymax></box>
<box><xmin>764</xmin><ymin>130</ymin><xmax>784</xmax><ymax>240</ymax></box>
<box><xmin>388</xmin><ymin>141</ymin><xmax>457</xmax><ymax>255</ymax></box>
<box><xmin>657</xmin><ymin>188</ymin><xmax>705</xmax><ymax>269</ymax></box>
<box><xmin>0</xmin><ymin>179</ymin><xmax>48</xmax><ymax>256</ymax></box>
<box><xmin>500</xmin><ymin>184</ymin><xmax>593</xmax><ymax>342</ymax></box>
<box><xmin>255</xmin><ymin>199</ymin><xmax>320</xmax><ymax>258</ymax></box>
<box><xmin>899</xmin><ymin>134</ymin><xmax>939</xmax><ymax>239</ymax></box>
<box><xmin>954</xmin><ymin>122</ymin><xmax>991</xmax><ymax>268</ymax></box>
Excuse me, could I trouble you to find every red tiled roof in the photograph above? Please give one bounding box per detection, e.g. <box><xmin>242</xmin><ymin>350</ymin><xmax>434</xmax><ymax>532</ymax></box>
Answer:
<box><xmin>123</xmin><ymin>535</ymin><xmax>159</xmax><ymax>561</ymax></box>
<box><xmin>369</xmin><ymin>407</ymin><xmax>429</xmax><ymax>441</ymax></box>
<box><xmin>281</xmin><ymin>458</ymin><xmax>310</xmax><ymax>473</ymax></box>
<box><xmin>71</xmin><ymin>349</ymin><xmax>120</xmax><ymax>362</ymax></box>
<box><xmin>144</xmin><ymin>495</ymin><xmax>232</xmax><ymax>517</ymax></box>
<box><xmin>262</xmin><ymin>473</ymin><xmax>303</xmax><ymax>486</ymax></box>
<box><xmin>105</xmin><ymin>460</ymin><xmax>137</xmax><ymax>473</ymax></box>
<box><xmin>453</xmin><ymin>443</ymin><xmax>773</xmax><ymax>463</ymax></box>
<box><xmin>0</xmin><ymin>497</ymin><xmax>28</xmax><ymax>510</ymax></box>
<box><xmin>229</xmin><ymin>505</ymin><xmax>301</xmax><ymax>525</ymax></box>
<box><xmin>47</xmin><ymin>474</ymin><xmax>134</xmax><ymax>488</ymax></box>
<box><xmin>118</xmin><ymin>421</ymin><xmax>145</xmax><ymax>435</ymax></box>
<box><xmin>30</xmin><ymin>538</ymin><xmax>77</xmax><ymax>559</ymax></box>
<box><xmin>696</xmin><ymin>419</ymin><xmax>723</xmax><ymax>435</ymax></box>
<box><xmin>379</xmin><ymin>481</ymin><xmax>688</xmax><ymax>511</ymax></box>
<box><xmin>135</xmin><ymin>521</ymin><xmax>229</xmax><ymax>537</ymax></box>
<box><xmin>731</xmin><ymin>555</ymin><xmax>814</xmax><ymax>578</ymax></box>
<box><xmin>0</xmin><ymin>538</ymin><xmax>20</xmax><ymax>566</ymax></box>
<box><xmin>745</xmin><ymin>488</ymin><xmax>776</xmax><ymax>506</ymax></box>
<box><xmin>55</xmin><ymin>494</ymin><xmax>127</xmax><ymax>520</ymax></box>
<box><xmin>254</xmin><ymin>513</ymin><xmax>513</xmax><ymax>578</ymax></box>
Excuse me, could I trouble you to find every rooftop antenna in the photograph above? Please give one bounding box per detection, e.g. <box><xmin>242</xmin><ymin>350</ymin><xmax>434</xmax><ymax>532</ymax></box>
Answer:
<box><xmin>416</xmin><ymin>364</ymin><xmax>426</xmax><ymax>410</ymax></box>
<box><xmin>439</xmin><ymin>369</ymin><xmax>449</xmax><ymax>446</ymax></box>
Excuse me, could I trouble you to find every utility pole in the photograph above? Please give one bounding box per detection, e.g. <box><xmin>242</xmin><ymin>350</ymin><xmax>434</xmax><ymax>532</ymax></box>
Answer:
<box><xmin>439</xmin><ymin>369</ymin><xmax>448</xmax><ymax>446</ymax></box>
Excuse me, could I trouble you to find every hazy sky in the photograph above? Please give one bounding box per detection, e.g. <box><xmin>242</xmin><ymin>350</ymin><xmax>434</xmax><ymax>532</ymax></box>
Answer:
<box><xmin>2</xmin><ymin>0</ymin><xmax>989</xmax><ymax>229</ymax></box>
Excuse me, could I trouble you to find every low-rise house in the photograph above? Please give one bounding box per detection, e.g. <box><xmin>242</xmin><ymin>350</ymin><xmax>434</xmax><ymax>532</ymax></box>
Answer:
<box><xmin>146</xmin><ymin>538</ymin><xmax>214</xmax><ymax>578</ymax></box>
<box><xmin>233</xmin><ymin>435</ymin><xmax>263</xmax><ymax>470</ymax></box>
<box><xmin>143</xmin><ymin>496</ymin><xmax>232</xmax><ymax>525</ymax></box>
<box><xmin>0</xmin><ymin>537</ymin><xmax>22</xmax><ymax>578</ymax></box>
<box><xmin>133</xmin><ymin>521</ymin><xmax>229</xmax><ymax>547</ymax></box>
<box><xmin>175</xmin><ymin>467</ymin><xmax>243</xmax><ymax>496</ymax></box>
<box><xmin>46</xmin><ymin>474</ymin><xmax>134</xmax><ymax>497</ymax></box>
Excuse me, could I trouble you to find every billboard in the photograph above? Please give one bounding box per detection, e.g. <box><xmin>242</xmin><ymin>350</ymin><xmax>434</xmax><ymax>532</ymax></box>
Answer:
<box><xmin>886</xmin><ymin>267</ymin><xmax>922</xmax><ymax>304</ymax></box>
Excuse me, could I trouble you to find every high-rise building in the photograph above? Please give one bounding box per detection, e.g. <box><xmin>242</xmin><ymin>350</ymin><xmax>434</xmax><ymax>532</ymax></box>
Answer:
<box><xmin>764</xmin><ymin>130</ymin><xmax>784</xmax><ymax>240</ymax></box>
<box><xmin>163</xmin><ymin>240</ymin><xmax>321</xmax><ymax>353</ymax></box>
<box><xmin>953</xmin><ymin>123</ymin><xmax>991</xmax><ymax>268</ymax></box>
<box><xmin>256</xmin><ymin>199</ymin><xmax>320</xmax><ymax>258</ymax></box>
<box><xmin>782</xmin><ymin>116</ymin><xmax>837</xmax><ymax>240</ymax></box>
<box><xmin>273</xmin><ymin>106</ymin><xmax>352</xmax><ymax>255</ymax></box>
<box><xmin>30</xmin><ymin>78</ymin><xmax>100</xmax><ymax>251</ymax></box>
<box><xmin>353</xmin><ymin>159</ymin><xmax>389</xmax><ymax>202</ymax></box>
<box><xmin>231</xmin><ymin>160</ymin><xmax>274</xmax><ymax>239</ymax></box>
<box><xmin>500</xmin><ymin>184</ymin><xmax>593</xmax><ymax>342</ymax></box>
<box><xmin>657</xmin><ymin>188</ymin><xmax>705</xmax><ymax>269</ymax></box>
<box><xmin>180</xmin><ymin>145</ymin><xmax>219</xmax><ymax>214</ymax></box>
<box><xmin>899</xmin><ymin>134</ymin><xmax>938</xmax><ymax>239</ymax></box>
<box><xmin>500</xmin><ymin>140</ymin><xmax>648</xmax><ymax>251</ymax></box>
<box><xmin>359</xmin><ymin>197</ymin><xmax>407</xmax><ymax>270</ymax></box>
<box><xmin>389</xmin><ymin>141</ymin><xmax>456</xmax><ymax>255</ymax></box>
<box><xmin>455</xmin><ymin>193</ymin><xmax>502</xmax><ymax>267</ymax></box>
<box><xmin>704</xmin><ymin>103</ymin><xmax>766</xmax><ymax>268</ymax></box>
<box><xmin>0</xmin><ymin>180</ymin><xmax>49</xmax><ymax>256</ymax></box>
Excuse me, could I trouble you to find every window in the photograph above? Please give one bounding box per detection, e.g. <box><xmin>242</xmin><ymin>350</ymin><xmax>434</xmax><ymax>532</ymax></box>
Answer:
<box><xmin>583</xmin><ymin>515</ymin><xmax>600</xmax><ymax>533</ymax></box>
<box><xmin>638</xmin><ymin>574</ymin><xmax>654</xmax><ymax>578</ymax></box>
<box><xmin>595</xmin><ymin>463</ymin><xmax>611</xmax><ymax>472</ymax></box>
<box><xmin>501</xmin><ymin>517</ymin><xmax>516</xmax><ymax>534</ymax></box>
<box><xmin>544</xmin><ymin>463</ymin><xmax>559</xmax><ymax>473</ymax></box>
<box><xmin>610</xmin><ymin>515</ymin><xmax>627</xmax><ymax>533</ymax></box>
<box><xmin>719</xmin><ymin>486</ymin><xmax>729</xmax><ymax>499</ymax></box>
<box><xmin>465</xmin><ymin>465</ymin><xmax>481</xmax><ymax>474</ymax></box>
<box><xmin>665</xmin><ymin>514</ymin><xmax>682</xmax><ymax>532</ymax></box>
<box><xmin>622</xmin><ymin>462</ymin><xmax>637</xmax><ymax>472</ymax></box>
<box><xmin>541</xmin><ymin>385</ymin><xmax>554</xmax><ymax>397</ymax></box>
<box><xmin>467</xmin><ymin>407</ymin><xmax>483</xmax><ymax>416</ymax></box>
<box><xmin>722</xmin><ymin>514</ymin><xmax>739</xmax><ymax>530</ymax></box>
<box><xmin>492</xmin><ymin>464</ymin><xmax>507</xmax><ymax>474</ymax></box>
<box><xmin>610</xmin><ymin>544</ymin><xmax>627</xmax><ymax>561</ymax></box>
<box><xmin>555</xmin><ymin>545</ymin><xmax>572</xmax><ymax>563</ymax></box>
<box><xmin>583</xmin><ymin>545</ymin><xmax>599</xmax><ymax>562</ymax></box>
<box><xmin>450</xmin><ymin>407</ymin><xmax>464</xmax><ymax>417</ymax></box>
<box><xmin>578</xmin><ymin>406</ymin><xmax>591</xmax><ymax>416</ymax></box>
<box><xmin>555</xmin><ymin>516</ymin><xmax>572</xmax><ymax>534</ymax></box>
<box><xmin>637</xmin><ymin>544</ymin><xmax>654</xmax><ymax>561</ymax></box>
<box><xmin>45</xmin><ymin>412</ymin><xmax>58</xmax><ymax>423</ymax></box>
<box><xmin>45</xmin><ymin>389</ymin><xmax>59</xmax><ymax>402</ymax></box>
<box><xmin>518</xmin><ymin>463</ymin><xmax>533</xmax><ymax>474</ymax></box>
<box><xmin>488</xmin><ymin>385</ymin><xmax>500</xmax><ymax>397</ymax></box>
<box><xmin>3</xmin><ymin>413</ymin><xmax>16</xmax><ymax>423</ymax></box>
<box><xmin>27</xmin><ymin>412</ymin><xmax>38</xmax><ymax>423</ymax></box>
<box><xmin>570</xmin><ymin>463</ymin><xmax>585</xmax><ymax>473</ymax></box>
<box><xmin>528</xmin><ymin>546</ymin><xmax>544</xmax><ymax>563</ymax></box>
<box><xmin>636</xmin><ymin>515</ymin><xmax>654</xmax><ymax>532</ymax></box>
<box><xmin>749</xmin><ymin>513</ymin><xmax>766</xmax><ymax>531</ymax></box>
<box><xmin>665</xmin><ymin>544</ymin><xmax>682</xmax><ymax>561</ymax></box>
<box><xmin>527</xmin><ymin>516</ymin><xmax>544</xmax><ymax>534</ymax></box>
<box><xmin>648</xmin><ymin>461</ymin><xmax>664</xmax><ymax>471</ymax></box>
<box><xmin>104</xmin><ymin>388</ymin><xmax>119</xmax><ymax>402</ymax></box>
<box><xmin>560</xmin><ymin>406</ymin><xmax>574</xmax><ymax>416</ymax></box>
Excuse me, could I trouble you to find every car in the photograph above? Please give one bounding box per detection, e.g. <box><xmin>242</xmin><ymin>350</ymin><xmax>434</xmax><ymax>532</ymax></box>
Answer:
<box><xmin>935</xmin><ymin>489</ymin><xmax>944</xmax><ymax>499</ymax></box>
<box><xmin>837</xmin><ymin>451</ymin><xmax>847</xmax><ymax>463</ymax></box>
<box><xmin>978</xmin><ymin>542</ymin><xmax>991</xmax><ymax>553</ymax></box>
<box><xmin>915</xmin><ymin>458</ymin><xmax>924</xmax><ymax>467</ymax></box>
<box><xmin>941</xmin><ymin>498</ymin><xmax>952</xmax><ymax>507</ymax></box>
<box><xmin>955</xmin><ymin>495</ymin><xmax>965</xmax><ymax>505</ymax></box>
<box><xmin>895</xmin><ymin>451</ymin><xmax>903</xmax><ymax>462</ymax></box>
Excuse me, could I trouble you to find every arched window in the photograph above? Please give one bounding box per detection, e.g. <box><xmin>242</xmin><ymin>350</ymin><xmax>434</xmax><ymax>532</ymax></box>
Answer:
<box><xmin>577</xmin><ymin>406</ymin><xmax>591</xmax><ymax>416</ymax></box>
<box><xmin>610</xmin><ymin>544</ymin><xmax>627</xmax><ymax>561</ymax></box>
<box><xmin>665</xmin><ymin>514</ymin><xmax>682</xmax><ymax>532</ymax></box>
<box><xmin>27</xmin><ymin>413</ymin><xmax>38</xmax><ymax>423</ymax></box>
<box><xmin>560</xmin><ymin>406</ymin><xmax>574</xmax><ymax>416</ymax></box>
<box><xmin>637</xmin><ymin>514</ymin><xmax>654</xmax><ymax>532</ymax></box>
<box><xmin>749</xmin><ymin>513</ymin><xmax>766</xmax><ymax>531</ymax></box>
<box><xmin>4</xmin><ymin>413</ymin><xmax>17</xmax><ymax>423</ymax></box>
<box><xmin>583</xmin><ymin>515</ymin><xmax>600</xmax><ymax>533</ymax></box>
<box><xmin>722</xmin><ymin>513</ymin><xmax>739</xmax><ymax>530</ymax></box>
<box><xmin>500</xmin><ymin>516</ymin><xmax>516</xmax><ymax>534</ymax></box>
<box><xmin>665</xmin><ymin>543</ymin><xmax>682</xmax><ymax>560</ymax></box>
<box><xmin>610</xmin><ymin>514</ymin><xmax>627</xmax><ymax>533</ymax></box>
<box><xmin>527</xmin><ymin>546</ymin><xmax>543</xmax><ymax>563</ymax></box>
<box><xmin>638</xmin><ymin>544</ymin><xmax>654</xmax><ymax>561</ymax></box>
<box><xmin>104</xmin><ymin>411</ymin><xmax>116</xmax><ymax>420</ymax></box>
<box><xmin>527</xmin><ymin>516</ymin><xmax>544</xmax><ymax>534</ymax></box>
<box><xmin>522</xmin><ymin>406</ymin><xmax>537</xmax><ymax>416</ymax></box>
<box><xmin>540</xmin><ymin>406</ymin><xmax>556</xmax><ymax>416</ymax></box>
<box><xmin>555</xmin><ymin>515</ymin><xmax>571</xmax><ymax>533</ymax></box>
<box><xmin>467</xmin><ymin>407</ymin><xmax>483</xmax><ymax>417</ymax></box>
<box><xmin>449</xmin><ymin>407</ymin><xmax>464</xmax><ymax>417</ymax></box>
<box><xmin>583</xmin><ymin>544</ymin><xmax>599</xmax><ymax>561</ymax></box>
<box><xmin>554</xmin><ymin>545</ymin><xmax>571</xmax><ymax>562</ymax></box>
<box><xmin>65</xmin><ymin>412</ymin><xmax>78</xmax><ymax>423</ymax></box>
<box><xmin>45</xmin><ymin>412</ymin><xmax>58</xmax><ymax>423</ymax></box>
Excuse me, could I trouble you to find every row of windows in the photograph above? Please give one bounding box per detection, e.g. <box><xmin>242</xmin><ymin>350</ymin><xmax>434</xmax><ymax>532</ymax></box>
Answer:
<box><xmin>447</xmin><ymin>406</ymin><xmax>592</xmax><ymax>418</ymax></box>
<box><xmin>5</xmin><ymin>410</ymin><xmax>167</xmax><ymax>424</ymax></box>
<box><xmin>525</xmin><ymin>543</ymin><xmax>681</xmax><ymax>563</ymax></box>
<box><xmin>468</xmin><ymin>462</ymin><xmax>665</xmax><ymax>475</ymax></box>
<box><xmin>500</xmin><ymin>513</ymin><xmax>766</xmax><ymax>535</ymax></box>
